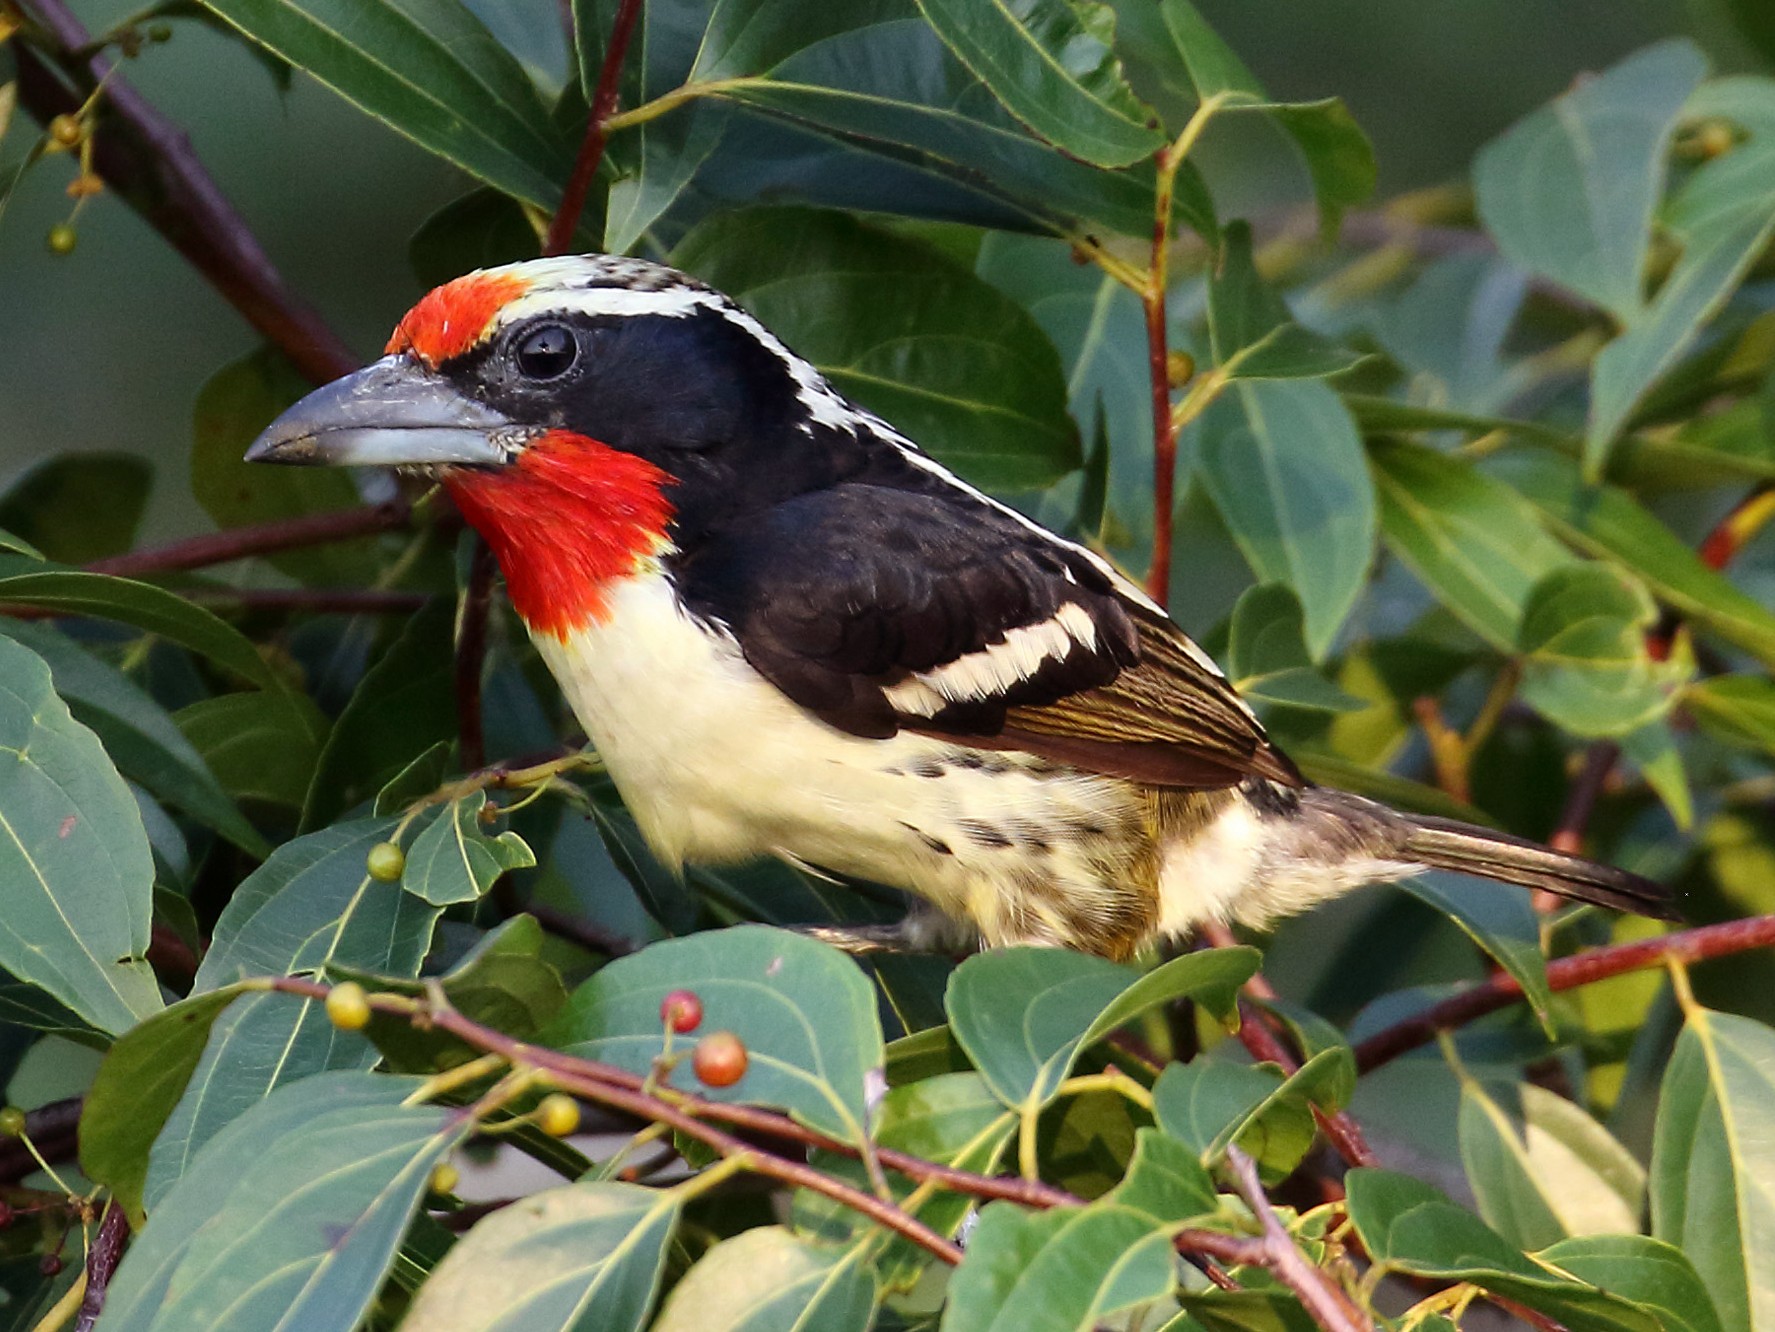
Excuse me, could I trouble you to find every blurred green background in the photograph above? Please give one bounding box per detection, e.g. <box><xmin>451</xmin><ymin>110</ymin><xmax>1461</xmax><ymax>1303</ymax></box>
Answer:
<box><xmin>0</xmin><ymin>0</ymin><xmax>1753</xmax><ymax>544</ymax></box>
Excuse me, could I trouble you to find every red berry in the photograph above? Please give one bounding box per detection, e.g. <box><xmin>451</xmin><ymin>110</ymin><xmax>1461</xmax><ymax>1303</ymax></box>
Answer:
<box><xmin>692</xmin><ymin>1031</ymin><xmax>747</xmax><ymax>1088</ymax></box>
<box><xmin>660</xmin><ymin>989</ymin><xmax>703</xmax><ymax>1034</ymax></box>
<box><xmin>39</xmin><ymin>1254</ymin><xmax>61</xmax><ymax>1277</ymax></box>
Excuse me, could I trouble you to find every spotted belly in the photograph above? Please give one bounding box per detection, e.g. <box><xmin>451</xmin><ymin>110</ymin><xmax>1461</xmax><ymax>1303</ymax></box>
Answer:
<box><xmin>530</xmin><ymin>573</ymin><xmax>1170</xmax><ymax>956</ymax></box>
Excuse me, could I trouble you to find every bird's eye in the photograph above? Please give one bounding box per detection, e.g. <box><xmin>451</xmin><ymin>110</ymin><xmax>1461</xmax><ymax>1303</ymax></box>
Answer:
<box><xmin>514</xmin><ymin>324</ymin><xmax>577</xmax><ymax>380</ymax></box>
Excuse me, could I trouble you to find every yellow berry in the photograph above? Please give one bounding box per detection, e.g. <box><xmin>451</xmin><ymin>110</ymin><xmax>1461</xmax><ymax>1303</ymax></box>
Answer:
<box><xmin>366</xmin><ymin>841</ymin><xmax>405</xmax><ymax>882</ymax></box>
<box><xmin>1697</xmin><ymin>121</ymin><xmax>1735</xmax><ymax>159</ymax></box>
<box><xmin>48</xmin><ymin>115</ymin><xmax>82</xmax><ymax>147</ymax></box>
<box><xmin>1166</xmin><ymin>349</ymin><xmax>1196</xmax><ymax>388</ymax></box>
<box><xmin>536</xmin><ymin>1093</ymin><xmax>580</xmax><ymax>1138</ymax></box>
<box><xmin>428</xmin><ymin>1161</ymin><xmax>459</xmax><ymax>1195</ymax></box>
<box><xmin>0</xmin><ymin>1108</ymin><xmax>25</xmax><ymax>1138</ymax></box>
<box><xmin>46</xmin><ymin>225</ymin><xmax>76</xmax><ymax>256</ymax></box>
<box><xmin>325</xmin><ymin>981</ymin><xmax>372</xmax><ymax>1031</ymax></box>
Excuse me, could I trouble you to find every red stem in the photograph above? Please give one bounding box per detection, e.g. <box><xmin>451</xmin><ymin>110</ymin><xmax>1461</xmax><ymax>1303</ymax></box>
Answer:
<box><xmin>83</xmin><ymin>503</ymin><xmax>413</xmax><ymax>578</ymax></box>
<box><xmin>543</xmin><ymin>0</ymin><xmax>644</xmax><ymax>257</ymax></box>
<box><xmin>72</xmin><ymin>1203</ymin><xmax>130</xmax><ymax>1332</ymax></box>
<box><xmin>1144</xmin><ymin>214</ymin><xmax>1175</xmax><ymax>605</ymax></box>
<box><xmin>1353</xmin><ymin>914</ymin><xmax>1775</xmax><ymax>1072</ymax></box>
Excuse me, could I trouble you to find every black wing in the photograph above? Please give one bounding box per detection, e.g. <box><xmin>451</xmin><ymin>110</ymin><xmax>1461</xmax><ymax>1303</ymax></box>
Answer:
<box><xmin>675</xmin><ymin>484</ymin><xmax>1299</xmax><ymax>789</ymax></box>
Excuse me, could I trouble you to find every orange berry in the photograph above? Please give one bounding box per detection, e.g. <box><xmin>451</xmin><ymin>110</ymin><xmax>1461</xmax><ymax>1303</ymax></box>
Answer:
<box><xmin>692</xmin><ymin>1031</ymin><xmax>748</xmax><ymax>1088</ymax></box>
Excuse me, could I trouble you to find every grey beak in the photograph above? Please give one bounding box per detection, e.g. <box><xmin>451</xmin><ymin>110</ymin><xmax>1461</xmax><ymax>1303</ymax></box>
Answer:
<box><xmin>245</xmin><ymin>355</ymin><xmax>514</xmax><ymax>468</ymax></box>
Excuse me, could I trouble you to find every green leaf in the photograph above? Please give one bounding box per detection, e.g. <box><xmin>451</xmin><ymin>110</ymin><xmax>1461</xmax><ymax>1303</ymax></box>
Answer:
<box><xmin>1368</xmin><ymin>438</ymin><xmax>1575</xmax><ymax>651</ymax></box>
<box><xmin>190</xmin><ymin>348</ymin><xmax>376</xmax><ymax>584</ymax></box>
<box><xmin>397</xmin><ymin>1181</ymin><xmax>677</xmax><ymax>1331</ymax></box>
<box><xmin>673</xmin><ymin>206</ymin><xmax>1078</xmax><ymax>490</ymax></box>
<box><xmin>0</xmin><ymin>620</ymin><xmax>265</xmax><ymax>855</ymax></box>
<box><xmin>946</xmin><ymin>946</ymin><xmax>1258</xmax><ymax>1111</ymax></box>
<box><xmin>1685</xmin><ymin>674</ymin><xmax>1775</xmax><ymax>756</ymax></box>
<box><xmin>715</xmin><ymin>21</ymin><xmax>1170</xmax><ymax>241</ymax></box>
<box><xmin>98</xmin><ymin>1072</ymin><xmax>471</xmax><ymax>1332</ymax></box>
<box><xmin>942</xmin><ymin>1200</ymin><xmax>1175</xmax><ymax>1332</ymax></box>
<box><xmin>1346</xmin><ymin>1168</ymin><xmax>1662</xmax><ymax>1332</ymax></box>
<box><xmin>1119</xmin><ymin>0</ymin><xmax>1374</xmax><ymax>228</ymax></box>
<box><xmin>0</xmin><ymin>453</ymin><xmax>150</xmax><ymax>564</ymax></box>
<box><xmin>146</xmin><ymin>819</ymin><xmax>442</xmax><ymax>1204</ymax></box>
<box><xmin>650</xmin><ymin>1227</ymin><xmax>874</xmax><ymax>1332</ymax></box>
<box><xmin>1399</xmin><ymin>873</ymin><xmax>1553</xmax><ymax>1030</ymax></box>
<box><xmin>79</xmin><ymin>986</ymin><xmax>249</xmax><ymax>1227</ymax></box>
<box><xmin>1458</xmin><ymin>1079</ymin><xmax>1646</xmax><ymax>1250</ymax></box>
<box><xmin>1103</xmin><ymin>1127</ymin><xmax>1220</xmax><ymax>1223</ymax></box>
<box><xmin>197</xmin><ymin>0</ymin><xmax>569</xmax><ymax>207</ymax></box>
<box><xmin>400</xmin><ymin>792</ymin><xmax>535</xmax><ymax>906</ymax></box>
<box><xmin>175</xmin><ymin>690</ymin><xmax>326</xmax><ymax>810</ymax></box>
<box><xmin>359</xmin><ymin>915</ymin><xmax>569</xmax><ymax>1074</ymax></box>
<box><xmin>1151</xmin><ymin>1049</ymin><xmax>1344</xmax><ymax>1180</ymax></box>
<box><xmin>409</xmin><ymin>188</ymin><xmax>541</xmax><ymax>290</ymax></box>
<box><xmin>1651</xmin><ymin>1005</ymin><xmax>1775</xmax><ymax>1332</ymax></box>
<box><xmin>303</xmin><ymin>598</ymin><xmax>456</xmax><ymax>829</ymax></box>
<box><xmin>604</xmin><ymin>102</ymin><xmax>725</xmax><ymax>253</ymax></box>
<box><xmin>1196</xmin><ymin>379</ymin><xmax>1376</xmax><ymax>657</ymax></box>
<box><xmin>1498</xmin><ymin>448</ymin><xmax>1775</xmax><ymax>669</ymax></box>
<box><xmin>1589</xmin><ymin>209</ymin><xmax>1775</xmax><ymax>476</ymax></box>
<box><xmin>1540</xmin><ymin>1235</ymin><xmax>1725</xmax><ymax>1332</ymax></box>
<box><xmin>1207</xmin><ymin>224</ymin><xmax>1364</xmax><ymax>381</ymax></box>
<box><xmin>916</xmin><ymin>0</ymin><xmax>1162</xmax><ymax>168</ymax></box>
<box><xmin>0</xmin><ymin>635</ymin><xmax>161</xmax><ymax>1036</ymax></box>
<box><xmin>1473</xmin><ymin>39</ymin><xmax>1707</xmax><ymax>320</ymax></box>
<box><xmin>1225</xmin><ymin>584</ymin><xmax>1365</xmax><ymax>712</ymax></box>
<box><xmin>794</xmin><ymin>1071</ymin><xmax>1014</xmax><ymax>1289</ymax></box>
<box><xmin>1516</xmin><ymin>564</ymin><xmax>1686</xmax><ymax>738</ymax></box>
<box><xmin>542</xmin><ymin>926</ymin><xmax>883</xmax><ymax>1142</ymax></box>
<box><xmin>0</xmin><ymin>557</ymin><xmax>290</xmax><ymax>692</ymax></box>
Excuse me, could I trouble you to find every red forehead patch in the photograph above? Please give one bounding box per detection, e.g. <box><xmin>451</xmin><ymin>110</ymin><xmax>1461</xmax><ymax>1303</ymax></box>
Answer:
<box><xmin>386</xmin><ymin>271</ymin><xmax>529</xmax><ymax>365</ymax></box>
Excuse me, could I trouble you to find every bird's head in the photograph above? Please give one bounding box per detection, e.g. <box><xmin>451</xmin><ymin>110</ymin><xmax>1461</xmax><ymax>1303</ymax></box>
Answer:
<box><xmin>247</xmin><ymin>255</ymin><xmax>878</xmax><ymax>636</ymax></box>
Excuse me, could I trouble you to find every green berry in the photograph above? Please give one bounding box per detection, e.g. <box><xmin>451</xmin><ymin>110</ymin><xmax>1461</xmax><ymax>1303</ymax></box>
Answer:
<box><xmin>366</xmin><ymin>841</ymin><xmax>405</xmax><ymax>882</ymax></box>
<box><xmin>46</xmin><ymin>225</ymin><xmax>76</xmax><ymax>256</ymax></box>
<box><xmin>0</xmin><ymin>1108</ymin><xmax>25</xmax><ymax>1138</ymax></box>
<box><xmin>48</xmin><ymin>115</ymin><xmax>82</xmax><ymax>147</ymax></box>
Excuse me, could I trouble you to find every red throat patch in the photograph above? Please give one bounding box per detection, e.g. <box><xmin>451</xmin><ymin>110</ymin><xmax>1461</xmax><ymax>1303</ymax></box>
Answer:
<box><xmin>387</xmin><ymin>271</ymin><xmax>530</xmax><ymax>366</ymax></box>
<box><xmin>443</xmin><ymin>431</ymin><xmax>676</xmax><ymax>639</ymax></box>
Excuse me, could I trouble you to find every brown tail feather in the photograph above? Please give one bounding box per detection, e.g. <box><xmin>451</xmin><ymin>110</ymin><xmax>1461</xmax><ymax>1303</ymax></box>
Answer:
<box><xmin>1401</xmin><ymin>815</ymin><xmax>1679</xmax><ymax>920</ymax></box>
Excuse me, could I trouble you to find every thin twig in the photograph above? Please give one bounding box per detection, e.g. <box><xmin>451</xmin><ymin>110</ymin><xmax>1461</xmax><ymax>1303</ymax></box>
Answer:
<box><xmin>543</xmin><ymin>0</ymin><xmax>644</xmax><ymax>257</ymax></box>
<box><xmin>83</xmin><ymin>503</ymin><xmax>414</xmax><ymax>578</ymax></box>
<box><xmin>1547</xmin><ymin>740</ymin><xmax>1619</xmax><ymax>858</ymax></box>
<box><xmin>1353</xmin><ymin>914</ymin><xmax>1775</xmax><ymax>1072</ymax></box>
<box><xmin>14</xmin><ymin>0</ymin><xmax>356</xmax><ymax>385</ymax></box>
<box><xmin>71</xmin><ymin>1202</ymin><xmax>129</xmax><ymax>1332</ymax></box>
<box><xmin>524</xmin><ymin>902</ymin><xmax>638</xmax><ymax>957</ymax></box>
<box><xmin>0</xmin><ymin>1098</ymin><xmax>82</xmax><ymax>1185</ymax></box>
<box><xmin>1224</xmin><ymin>1145</ymin><xmax>1373</xmax><ymax>1332</ymax></box>
<box><xmin>455</xmin><ymin>541</ymin><xmax>497</xmax><ymax>771</ymax></box>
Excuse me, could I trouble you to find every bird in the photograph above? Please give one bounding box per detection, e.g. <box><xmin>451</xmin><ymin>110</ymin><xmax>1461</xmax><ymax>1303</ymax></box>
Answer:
<box><xmin>246</xmin><ymin>254</ymin><xmax>1676</xmax><ymax>960</ymax></box>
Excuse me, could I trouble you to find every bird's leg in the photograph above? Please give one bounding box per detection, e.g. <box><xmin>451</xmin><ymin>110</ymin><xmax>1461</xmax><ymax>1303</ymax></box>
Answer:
<box><xmin>794</xmin><ymin>911</ymin><xmax>979</xmax><ymax>957</ymax></box>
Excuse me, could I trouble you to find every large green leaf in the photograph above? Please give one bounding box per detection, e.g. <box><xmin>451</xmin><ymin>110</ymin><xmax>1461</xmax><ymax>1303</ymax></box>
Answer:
<box><xmin>97</xmin><ymin>1072</ymin><xmax>470</xmax><ymax>1332</ymax></box>
<box><xmin>1651</xmin><ymin>1005</ymin><xmax>1775</xmax><ymax>1332</ymax></box>
<box><xmin>0</xmin><ymin>620</ymin><xmax>265</xmax><ymax>855</ymax></box>
<box><xmin>1540</xmin><ymin>1235</ymin><xmax>1725</xmax><ymax>1332</ymax></box>
<box><xmin>1367</xmin><ymin>439</ymin><xmax>1574</xmax><ymax>651</ymax></box>
<box><xmin>945</xmin><ymin>946</ymin><xmax>1257</xmax><ymax>1112</ymax></box>
<box><xmin>399</xmin><ymin>1181</ymin><xmax>678</xmax><ymax>1331</ymax></box>
<box><xmin>0</xmin><ymin>453</ymin><xmax>151</xmax><ymax>564</ymax></box>
<box><xmin>1497</xmin><ymin>449</ymin><xmax>1775</xmax><ymax>668</ymax></box>
<box><xmin>1196</xmin><ymin>379</ymin><xmax>1375</xmax><ymax>657</ymax></box>
<box><xmin>80</xmin><ymin>986</ymin><xmax>250</xmax><ymax>1226</ymax></box>
<box><xmin>190</xmin><ymin>348</ymin><xmax>377</xmax><ymax>585</ymax></box>
<box><xmin>542</xmin><ymin>926</ymin><xmax>883</xmax><ymax>1142</ymax></box>
<box><xmin>400</xmin><ymin>791</ymin><xmax>535</xmax><ymax>906</ymax></box>
<box><xmin>0</xmin><ymin>635</ymin><xmax>161</xmax><ymax>1036</ymax></box>
<box><xmin>176</xmin><ymin>690</ymin><xmax>327</xmax><ymax>811</ymax></box>
<box><xmin>1473</xmin><ymin>40</ymin><xmax>1707</xmax><ymax>321</ymax></box>
<box><xmin>1515</xmin><ymin>564</ymin><xmax>1686</xmax><ymax>738</ymax></box>
<box><xmin>1224</xmin><ymin>583</ymin><xmax>1365</xmax><ymax>713</ymax></box>
<box><xmin>1685</xmin><ymin>674</ymin><xmax>1775</xmax><ymax>757</ymax></box>
<box><xmin>942</xmin><ymin>1200</ymin><xmax>1175</xmax><ymax>1332</ymax></box>
<box><xmin>1151</xmin><ymin>1048</ymin><xmax>1346</xmax><ymax>1181</ymax></box>
<box><xmin>917</xmin><ymin>0</ymin><xmax>1162</xmax><ymax>167</ymax></box>
<box><xmin>1102</xmin><ymin>1127</ymin><xmax>1220</xmax><ymax>1224</ymax></box>
<box><xmin>1458</xmin><ymin>1078</ymin><xmax>1645</xmax><ymax>1250</ymax></box>
<box><xmin>197</xmin><ymin>0</ymin><xmax>569</xmax><ymax>207</ymax></box>
<box><xmin>1398</xmin><ymin>873</ymin><xmax>1552</xmax><ymax>1030</ymax></box>
<box><xmin>650</xmin><ymin>1227</ymin><xmax>874</xmax><ymax>1332</ymax></box>
<box><xmin>673</xmin><ymin>206</ymin><xmax>1078</xmax><ymax>489</ymax></box>
<box><xmin>145</xmin><ymin>818</ymin><xmax>442</xmax><ymax>1205</ymax></box>
<box><xmin>1346</xmin><ymin>1168</ymin><xmax>1662</xmax><ymax>1332</ymax></box>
